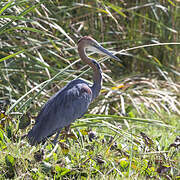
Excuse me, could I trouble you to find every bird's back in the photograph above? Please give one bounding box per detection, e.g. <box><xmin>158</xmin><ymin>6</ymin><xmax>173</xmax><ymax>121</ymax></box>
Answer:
<box><xmin>27</xmin><ymin>79</ymin><xmax>92</xmax><ymax>145</ymax></box>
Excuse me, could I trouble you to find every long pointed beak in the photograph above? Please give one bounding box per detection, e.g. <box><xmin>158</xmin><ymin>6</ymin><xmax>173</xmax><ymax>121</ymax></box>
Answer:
<box><xmin>94</xmin><ymin>45</ymin><xmax>121</xmax><ymax>62</ymax></box>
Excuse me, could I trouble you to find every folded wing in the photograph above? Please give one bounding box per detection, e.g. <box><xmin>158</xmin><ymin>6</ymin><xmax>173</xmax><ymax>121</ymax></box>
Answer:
<box><xmin>27</xmin><ymin>80</ymin><xmax>92</xmax><ymax>145</ymax></box>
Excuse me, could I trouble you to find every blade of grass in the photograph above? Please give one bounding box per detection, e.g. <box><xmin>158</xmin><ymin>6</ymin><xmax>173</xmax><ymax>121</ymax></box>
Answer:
<box><xmin>0</xmin><ymin>1</ymin><xmax>13</xmax><ymax>15</ymax></box>
<box><xmin>0</xmin><ymin>49</ymin><xmax>25</xmax><ymax>63</ymax></box>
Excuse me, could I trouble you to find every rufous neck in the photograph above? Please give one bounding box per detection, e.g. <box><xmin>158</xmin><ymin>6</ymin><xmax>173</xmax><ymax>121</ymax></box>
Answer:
<box><xmin>78</xmin><ymin>44</ymin><xmax>102</xmax><ymax>99</ymax></box>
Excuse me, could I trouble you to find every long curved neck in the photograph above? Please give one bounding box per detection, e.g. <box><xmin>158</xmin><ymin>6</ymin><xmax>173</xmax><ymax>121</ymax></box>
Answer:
<box><xmin>78</xmin><ymin>45</ymin><xmax>102</xmax><ymax>100</ymax></box>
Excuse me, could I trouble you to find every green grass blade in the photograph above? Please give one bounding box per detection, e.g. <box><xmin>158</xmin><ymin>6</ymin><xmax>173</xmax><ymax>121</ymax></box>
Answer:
<box><xmin>0</xmin><ymin>1</ymin><xmax>13</xmax><ymax>15</ymax></box>
<box><xmin>0</xmin><ymin>49</ymin><xmax>25</xmax><ymax>63</ymax></box>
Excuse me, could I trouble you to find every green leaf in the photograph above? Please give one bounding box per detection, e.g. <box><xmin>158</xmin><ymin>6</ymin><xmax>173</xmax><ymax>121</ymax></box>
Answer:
<box><xmin>0</xmin><ymin>49</ymin><xmax>25</xmax><ymax>63</ymax></box>
<box><xmin>60</xmin><ymin>168</ymin><xmax>71</xmax><ymax>176</ymax></box>
<box><xmin>106</xmin><ymin>2</ymin><xmax>126</xmax><ymax>18</ymax></box>
<box><xmin>0</xmin><ymin>129</ymin><xmax>4</xmax><ymax>141</ymax></box>
<box><xmin>120</xmin><ymin>158</ymin><xmax>129</xmax><ymax>168</ymax></box>
<box><xmin>0</xmin><ymin>1</ymin><xmax>13</xmax><ymax>16</ymax></box>
<box><xmin>55</xmin><ymin>165</ymin><xmax>71</xmax><ymax>175</ymax></box>
<box><xmin>5</xmin><ymin>154</ymin><xmax>15</xmax><ymax>167</ymax></box>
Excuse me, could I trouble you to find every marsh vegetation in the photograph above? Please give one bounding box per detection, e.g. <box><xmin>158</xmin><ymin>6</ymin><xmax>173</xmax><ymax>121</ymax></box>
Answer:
<box><xmin>0</xmin><ymin>0</ymin><xmax>179</xmax><ymax>179</ymax></box>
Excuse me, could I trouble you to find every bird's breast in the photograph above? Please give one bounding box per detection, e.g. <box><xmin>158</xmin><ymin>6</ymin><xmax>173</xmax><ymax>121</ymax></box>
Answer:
<box><xmin>80</xmin><ymin>84</ymin><xmax>92</xmax><ymax>95</ymax></box>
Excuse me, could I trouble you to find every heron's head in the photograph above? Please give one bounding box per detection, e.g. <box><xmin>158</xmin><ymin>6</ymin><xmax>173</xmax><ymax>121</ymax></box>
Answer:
<box><xmin>78</xmin><ymin>36</ymin><xmax>120</xmax><ymax>61</ymax></box>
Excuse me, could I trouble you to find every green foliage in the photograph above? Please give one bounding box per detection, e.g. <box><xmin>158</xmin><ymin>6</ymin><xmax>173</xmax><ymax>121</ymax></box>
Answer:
<box><xmin>0</xmin><ymin>0</ymin><xmax>179</xmax><ymax>179</ymax></box>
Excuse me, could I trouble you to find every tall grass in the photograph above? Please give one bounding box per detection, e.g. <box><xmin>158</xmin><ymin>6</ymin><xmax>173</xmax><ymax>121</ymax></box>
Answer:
<box><xmin>0</xmin><ymin>0</ymin><xmax>179</xmax><ymax>179</ymax></box>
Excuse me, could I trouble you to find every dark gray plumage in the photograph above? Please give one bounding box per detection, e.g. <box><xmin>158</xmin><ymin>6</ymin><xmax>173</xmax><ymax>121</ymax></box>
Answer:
<box><xmin>27</xmin><ymin>36</ymin><xmax>120</xmax><ymax>145</ymax></box>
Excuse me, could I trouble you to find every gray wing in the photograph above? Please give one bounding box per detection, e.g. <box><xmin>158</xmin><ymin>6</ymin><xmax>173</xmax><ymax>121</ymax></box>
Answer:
<box><xmin>27</xmin><ymin>80</ymin><xmax>92</xmax><ymax>145</ymax></box>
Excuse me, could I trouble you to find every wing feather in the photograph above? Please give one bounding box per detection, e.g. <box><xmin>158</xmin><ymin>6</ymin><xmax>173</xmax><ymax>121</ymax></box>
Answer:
<box><xmin>27</xmin><ymin>79</ymin><xmax>92</xmax><ymax>145</ymax></box>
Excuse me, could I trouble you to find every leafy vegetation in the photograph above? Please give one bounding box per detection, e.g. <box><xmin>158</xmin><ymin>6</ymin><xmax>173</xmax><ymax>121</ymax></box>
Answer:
<box><xmin>0</xmin><ymin>0</ymin><xmax>179</xmax><ymax>179</ymax></box>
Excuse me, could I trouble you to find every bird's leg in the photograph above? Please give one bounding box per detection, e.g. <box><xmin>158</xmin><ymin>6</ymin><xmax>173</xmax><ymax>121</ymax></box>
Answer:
<box><xmin>52</xmin><ymin>130</ymin><xmax>61</xmax><ymax>145</ymax></box>
<box><xmin>65</xmin><ymin>125</ymin><xmax>71</xmax><ymax>134</ymax></box>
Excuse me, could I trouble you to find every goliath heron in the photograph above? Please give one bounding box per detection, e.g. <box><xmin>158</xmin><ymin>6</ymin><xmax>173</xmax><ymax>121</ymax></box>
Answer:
<box><xmin>27</xmin><ymin>36</ymin><xmax>120</xmax><ymax>145</ymax></box>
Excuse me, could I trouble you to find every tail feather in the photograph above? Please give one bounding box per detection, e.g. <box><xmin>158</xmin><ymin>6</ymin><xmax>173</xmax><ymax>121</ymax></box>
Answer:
<box><xmin>27</xmin><ymin>122</ymin><xmax>60</xmax><ymax>145</ymax></box>
<box><xmin>27</xmin><ymin>122</ymin><xmax>46</xmax><ymax>145</ymax></box>
<box><xmin>27</xmin><ymin>128</ymin><xmax>42</xmax><ymax>146</ymax></box>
